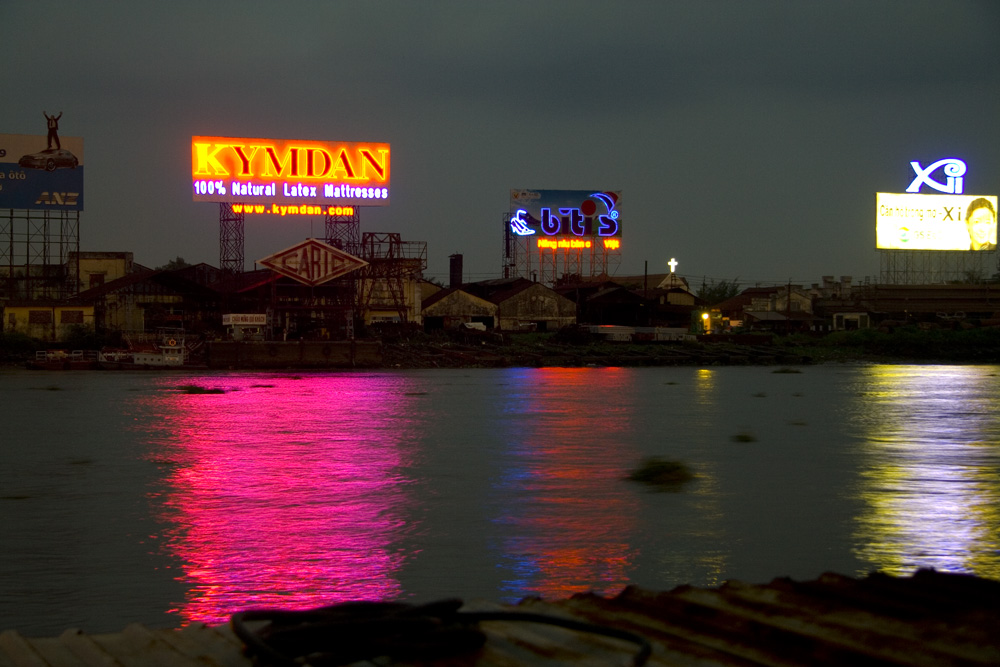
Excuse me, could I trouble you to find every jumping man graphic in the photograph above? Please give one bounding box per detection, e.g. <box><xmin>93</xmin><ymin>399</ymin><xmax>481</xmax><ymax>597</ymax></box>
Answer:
<box><xmin>44</xmin><ymin>111</ymin><xmax>62</xmax><ymax>149</ymax></box>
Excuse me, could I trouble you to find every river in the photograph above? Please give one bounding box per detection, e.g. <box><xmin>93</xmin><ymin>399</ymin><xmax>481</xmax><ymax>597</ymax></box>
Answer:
<box><xmin>2</xmin><ymin>363</ymin><xmax>999</xmax><ymax>635</ymax></box>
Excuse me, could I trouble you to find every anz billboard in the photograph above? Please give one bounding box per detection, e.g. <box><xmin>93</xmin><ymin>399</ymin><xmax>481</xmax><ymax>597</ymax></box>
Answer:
<box><xmin>0</xmin><ymin>133</ymin><xmax>84</xmax><ymax>211</ymax></box>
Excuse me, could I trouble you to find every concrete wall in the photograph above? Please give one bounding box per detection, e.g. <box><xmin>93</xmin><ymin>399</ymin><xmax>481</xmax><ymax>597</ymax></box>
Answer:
<box><xmin>4</xmin><ymin>304</ymin><xmax>95</xmax><ymax>341</ymax></box>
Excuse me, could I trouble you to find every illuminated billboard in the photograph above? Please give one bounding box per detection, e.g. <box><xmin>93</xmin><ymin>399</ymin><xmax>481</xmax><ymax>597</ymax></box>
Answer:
<box><xmin>192</xmin><ymin>136</ymin><xmax>390</xmax><ymax>207</ymax></box>
<box><xmin>510</xmin><ymin>189</ymin><xmax>622</xmax><ymax>251</ymax></box>
<box><xmin>876</xmin><ymin>193</ymin><xmax>998</xmax><ymax>251</ymax></box>
<box><xmin>0</xmin><ymin>133</ymin><xmax>84</xmax><ymax>211</ymax></box>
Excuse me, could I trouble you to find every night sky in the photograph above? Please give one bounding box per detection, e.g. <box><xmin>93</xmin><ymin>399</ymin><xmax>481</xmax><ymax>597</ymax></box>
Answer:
<box><xmin>3</xmin><ymin>1</ymin><xmax>998</xmax><ymax>286</ymax></box>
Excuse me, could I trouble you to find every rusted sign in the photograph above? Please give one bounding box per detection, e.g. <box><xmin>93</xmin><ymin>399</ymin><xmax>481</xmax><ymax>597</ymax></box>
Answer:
<box><xmin>258</xmin><ymin>238</ymin><xmax>367</xmax><ymax>286</ymax></box>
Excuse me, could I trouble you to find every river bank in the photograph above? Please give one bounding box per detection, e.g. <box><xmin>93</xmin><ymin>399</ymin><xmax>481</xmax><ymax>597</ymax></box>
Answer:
<box><xmin>6</xmin><ymin>326</ymin><xmax>1000</xmax><ymax>370</ymax></box>
<box><xmin>380</xmin><ymin>326</ymin><xmax>1000</xmax><ymax>368</ymax></box>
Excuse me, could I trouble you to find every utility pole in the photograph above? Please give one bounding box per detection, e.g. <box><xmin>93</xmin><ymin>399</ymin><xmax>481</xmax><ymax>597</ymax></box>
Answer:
<box><xmin>786</xmin><ymin>278</ymin><xmax>792</xmax><ymax>335</ymax></box>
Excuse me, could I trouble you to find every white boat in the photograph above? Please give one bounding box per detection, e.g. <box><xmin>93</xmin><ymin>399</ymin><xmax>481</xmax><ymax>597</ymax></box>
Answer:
<box><xmin>100</xmin><ymin>328</ymin><xmax>186</xmax><ymax>368</ymax></box>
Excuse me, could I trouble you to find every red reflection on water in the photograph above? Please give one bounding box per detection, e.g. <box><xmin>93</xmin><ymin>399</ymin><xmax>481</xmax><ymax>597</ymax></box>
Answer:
<box><xmin>140</xmin><ymin>374</ymin><xmax>419</xmax><ymax>625</ymax></box>
<box><xmin>495</xmin><ymin>367</ymin><xmax>641</xmax><ymax>599</ymax></box>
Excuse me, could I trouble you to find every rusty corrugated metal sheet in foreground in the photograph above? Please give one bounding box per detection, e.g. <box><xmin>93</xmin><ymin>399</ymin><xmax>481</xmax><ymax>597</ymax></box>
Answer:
<box><xmin>2</xmin><ymin>569</ymin><xmax>999</xmax><ymax>666</ymax></box>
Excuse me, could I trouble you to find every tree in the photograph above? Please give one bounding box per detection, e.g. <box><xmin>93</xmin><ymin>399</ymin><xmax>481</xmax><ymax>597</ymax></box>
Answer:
<box><xmin>156</xmin><ymin>256</ymin><xmax>191</xmax><ymax>271</ymax></box>
<box><xmin>697</xmin><ymin>277</ymin><xmax>741</xmax><ymax>305</ymax></box>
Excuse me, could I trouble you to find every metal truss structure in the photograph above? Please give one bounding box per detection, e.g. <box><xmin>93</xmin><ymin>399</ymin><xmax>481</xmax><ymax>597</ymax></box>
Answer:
<box><xmin>358</xmin><ymin>232</ymin><xmax>427</xmax><ymax>323</ymax></box>
<box><xmin>1</xmin><ymin>208</ymin><xmax>80</xmax><ymax>300</ymax></box>
<box><xmin>214</xmin><ymin>206</ymin><xmax>427</xmax><ymax>333</ymax></box>
<box><xmin>325</xmin><ymin>207</ymin><xmax>361</xmax><ymax>256</ymax></box>
<box><xmin>219</xmin><ymin>203</ymin><xmax>245</xmax><ymax>275</ymax></box>
<box><xmin>502</xmin><ymin>211</ymin><xmax>621</xmax><ymax>284</ymax></box>
<box><xmin>879</xmin><ymin>249</ymin><xmax>998</xmax><ymax>284</ymax></box>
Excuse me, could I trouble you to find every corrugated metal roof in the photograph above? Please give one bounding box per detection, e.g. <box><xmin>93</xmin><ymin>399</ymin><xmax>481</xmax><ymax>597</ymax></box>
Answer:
<box><xmin>3</xmin><ymin>569</ymin><xmax>998</xmax><ymax>666</ymax></box>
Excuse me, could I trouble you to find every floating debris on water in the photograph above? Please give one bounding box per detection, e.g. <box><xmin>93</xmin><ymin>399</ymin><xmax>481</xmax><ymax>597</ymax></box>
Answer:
<box><xmin>626</xmin><ymin>457</ymin><xmax>694</xmax><ymax>489</ymax></box>
<box><xmin>176</xmin><ymin>385</ymin><xmax>226</xmax><ymax>394</ymax></box>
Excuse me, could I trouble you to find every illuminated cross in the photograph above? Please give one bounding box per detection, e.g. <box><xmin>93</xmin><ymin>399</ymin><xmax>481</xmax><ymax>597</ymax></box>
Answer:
<box><xmin>668</xmin><ymin>258</ymin><xmax>678</xmax><ymax>273</ymax></box>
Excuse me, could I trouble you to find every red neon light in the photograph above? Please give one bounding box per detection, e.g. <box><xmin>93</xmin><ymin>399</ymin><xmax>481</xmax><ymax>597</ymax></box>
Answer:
<box><xmin>537</xmin><ymin>238</ymin><xmax>593</xmax><ymax>250</ymax></box>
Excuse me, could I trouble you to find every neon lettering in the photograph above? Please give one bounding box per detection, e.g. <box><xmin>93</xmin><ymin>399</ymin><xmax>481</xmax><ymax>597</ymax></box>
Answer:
<box><xmin>541</xmin><ymin>208</ymin><xmax>561</xmax><ymax>235</ymax></box>
<box><xmin>906</xmin><ymin>158</ymin><xmax>966</xmax><ymax>194</ymax></box>
<box><xmin>193</xmin><ymin>143</ymin><xmax>228</xmax><ymax>175</ymax></box>
<box><xmin>265</xmin><ymin>146</ymin><xmax>297</xmax><ymax>177</ymax></box>
<box><xmin>564</xmin><ymin>208</ymin><xmax>585</xmax><ymax>236</ymax></box>
<box><xmin>360</xmin><ymin>149</ymin><xmax>388</xmax><ymax>179</ymax></box>
<box><xmin>232</xmin><ymin>146</ymin><xmax>261</xmax><ymax>175</ymax></box>
<box><xmin>305</xmin><ymin>148</ymin><xmax>332</xmax><ymax>177</ymax></box>
<box><xmin>331</xmin><ymin>149</ymin><xmax>355</xmax><ymax>179</ymax></box>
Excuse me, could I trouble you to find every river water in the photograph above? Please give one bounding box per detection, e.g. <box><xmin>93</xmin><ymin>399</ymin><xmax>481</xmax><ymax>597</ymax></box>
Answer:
<box><xmin>2</xmin><ymin>364</ymin><xmax>999</xmax><ymax>635</ymax></box>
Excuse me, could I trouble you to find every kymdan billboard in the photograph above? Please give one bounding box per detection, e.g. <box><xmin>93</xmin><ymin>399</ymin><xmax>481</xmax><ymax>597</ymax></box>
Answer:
<box><xmin>876</xmin><ymin>193</ymin><xmax>998</xmax><ymax>251</ymax></box>
<box><xmin>192</xmin><ymin>136</ymin><xmax>390</xmax><ymax>207</ymax></box>
<box><xmin>0</xmin><ymin>133</ymin><xmax>84</xmax><ymax>211</ymax></box>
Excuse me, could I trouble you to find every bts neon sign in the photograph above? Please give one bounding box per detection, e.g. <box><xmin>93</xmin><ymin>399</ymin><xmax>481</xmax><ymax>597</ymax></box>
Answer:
<box><xmin>907</xmin><ymin>158</ymin><xmax>966</xmax><ymax>194</ymax></box>
<box><xmin>508</xmin><ymin>190</ymin><xmax>622</xmax><ymax>239</ymax></box>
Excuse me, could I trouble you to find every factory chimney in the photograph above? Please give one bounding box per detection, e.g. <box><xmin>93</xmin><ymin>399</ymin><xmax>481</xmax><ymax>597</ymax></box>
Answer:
<box><xmin>449</xmin><ymin>253</ymin><xmax>463</xmax><ymax>288</ymax></box>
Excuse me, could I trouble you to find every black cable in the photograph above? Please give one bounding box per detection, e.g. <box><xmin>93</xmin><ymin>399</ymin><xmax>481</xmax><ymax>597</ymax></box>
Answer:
<box><xmin>231</xmin><ymin>599</ymin><xmax>652</xmax><ymax>666</ymax></box>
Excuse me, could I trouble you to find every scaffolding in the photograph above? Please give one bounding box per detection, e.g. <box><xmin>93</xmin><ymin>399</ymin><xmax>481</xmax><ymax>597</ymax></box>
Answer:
<box><xmin>879</xmin><ymin>249</ymin><xmax>998</xmax><ymax>284</ymax></box>
<box><xmin>219</xmin><ymin>203</ymin><xmax>245</xmax><ymax>275</ymax></box>
<box><xmin>358</xmin><ymin>232</ymin><xmax>427</xmax><ymax>323</ymax></box>
<box><xmin>325</xmin><ymin>207</ymin><xmax>361</xmax><ymax>256</ymax></box>
<box><xmin>1</xmin><ymin>208</ymin><xmax>80</xmax><ymax>300</ymax></box>
<box><xmin>502</xmin><ymin>210</ymin><xmax>620</xmax><ymax>284</ymax></box>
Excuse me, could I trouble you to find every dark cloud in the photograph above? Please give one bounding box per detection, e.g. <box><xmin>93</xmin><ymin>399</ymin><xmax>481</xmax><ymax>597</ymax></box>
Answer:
<box><xmin>2</xmin><ymin>1</ymin><xmax>998</xmax><ymax>284</ymax></box>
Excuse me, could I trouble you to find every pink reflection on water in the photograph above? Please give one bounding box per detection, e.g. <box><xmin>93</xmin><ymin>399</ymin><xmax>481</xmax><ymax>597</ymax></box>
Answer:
<box><xmin>140</xmin><ymin>374</ymin><xmax>420</xmax><ymax>625</ymax></box>
<box><xmin>495</xmin><ymin>367</ymin><xmax>641</xmax><ymax>600</ymax></box>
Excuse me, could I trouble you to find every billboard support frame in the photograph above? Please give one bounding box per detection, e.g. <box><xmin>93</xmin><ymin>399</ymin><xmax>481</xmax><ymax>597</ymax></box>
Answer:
<box><xmin>879</xmin><ymin>249</ymin><xmax>998</xmax><ymax>285</ymax></box>
<box><xmin>219</xmin><ymin>203</ymin><xmax>245</xmax><ymax>275</ymax></box>
<box><xmin>1</xmin><ymin>207</ymin><xmax>80</xmax><ymax>300</ymax></box>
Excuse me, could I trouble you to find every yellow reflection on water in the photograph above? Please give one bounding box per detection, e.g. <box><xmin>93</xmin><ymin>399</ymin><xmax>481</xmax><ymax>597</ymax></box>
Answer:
<box><xmin>851</xmin><ymin>365</ymin><xmax>1000</xmax><ymax>579</ymax></box>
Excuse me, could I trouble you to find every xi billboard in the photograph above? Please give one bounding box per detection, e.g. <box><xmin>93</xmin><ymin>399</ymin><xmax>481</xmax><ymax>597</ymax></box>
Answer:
<box><xmin>876</xmin><ymin>193</ymin><xmax>998</xmax><ymax>251</ymax></box>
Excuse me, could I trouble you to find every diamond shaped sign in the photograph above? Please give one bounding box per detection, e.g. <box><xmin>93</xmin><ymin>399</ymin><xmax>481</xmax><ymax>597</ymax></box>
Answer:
<box><xmin>258</xmin><ymin>238</ymin><xmax>368</xmax><ymax>286</ymax></box>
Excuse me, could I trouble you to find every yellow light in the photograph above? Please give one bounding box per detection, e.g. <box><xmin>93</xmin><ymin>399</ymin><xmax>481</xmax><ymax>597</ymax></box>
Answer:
<box><xmin>701</xmin><ymin>313</ymin><xmax>709</xmax><ymax>320</ymax></box>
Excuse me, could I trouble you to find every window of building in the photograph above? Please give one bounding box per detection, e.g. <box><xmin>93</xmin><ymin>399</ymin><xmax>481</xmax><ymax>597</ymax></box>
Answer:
<box><xmin>29</xmin><ymin>310</ymin><xmax>52</xmax><ymax>324</ymax></box>
<box><xmin>61</xmin><ymin>310</ymin><xmax>84</xmax><ymax>324</ymax></box>
<box><xmin>89</xmin><ymin>274</ymin><xmax>106</xmax><ymax>289</ymax></box>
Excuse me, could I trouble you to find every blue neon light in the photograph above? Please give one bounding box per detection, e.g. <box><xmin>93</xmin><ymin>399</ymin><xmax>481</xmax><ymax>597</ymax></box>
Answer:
<box><xmin>541</xmin><ymin>208</ymin><xmax>561</xmax><ymax>235</ymax></box>
<box><xmin>592</xmin><ymin>192</ymin><xmax>619</xmax><ymax>236</ymax></box>
<box><xmin>906</xmin><ymin>158</ymin><xmax>966</xmax><ymax>194</ymax></box>
<box><xmin>509</xmin><ymin>209</ymin><xmax>536</xmax><ymax>236</ymax></box>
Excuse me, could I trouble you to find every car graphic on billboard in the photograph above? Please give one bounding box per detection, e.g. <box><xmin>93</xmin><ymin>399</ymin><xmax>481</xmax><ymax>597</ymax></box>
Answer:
<box><xmin>18</xmin><ymin>148</ymin><xmax>79</xmax><ymax>171</ymax></box>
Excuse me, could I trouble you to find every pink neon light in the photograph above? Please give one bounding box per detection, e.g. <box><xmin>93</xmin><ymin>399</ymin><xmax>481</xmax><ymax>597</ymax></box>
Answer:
<box><xmin>140</xmin><ymin>374</ymin><xmax>420</xmax><ymax>625</ymax></box>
